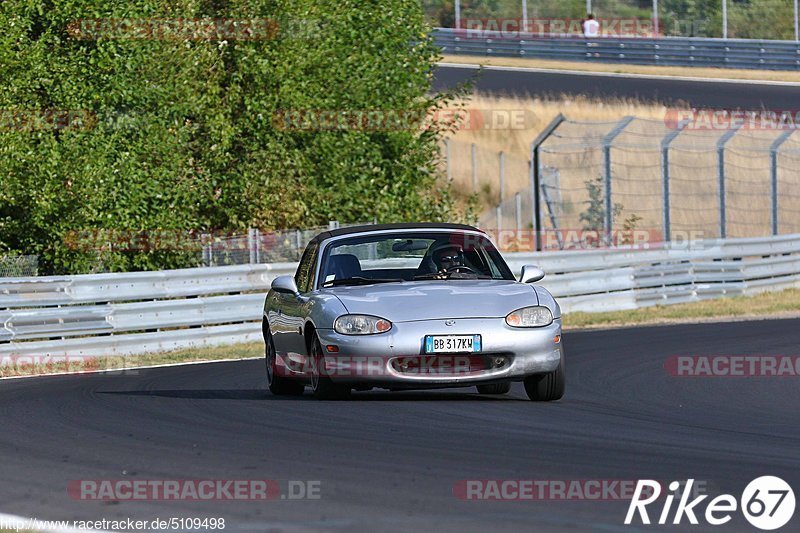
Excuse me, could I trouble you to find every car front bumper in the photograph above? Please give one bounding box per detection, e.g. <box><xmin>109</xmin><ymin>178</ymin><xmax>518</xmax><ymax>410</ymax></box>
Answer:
<box><xmin>309</xmin><ymin>317</ymin><xmax>563</xmax><ymax>387</ymax></box>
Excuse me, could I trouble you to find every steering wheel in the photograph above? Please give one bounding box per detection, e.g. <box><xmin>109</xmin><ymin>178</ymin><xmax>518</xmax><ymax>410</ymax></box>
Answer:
<box><xmin>444</xmin><ymin>265</ymin><xmax>477</xmax><ymax>275</ymax></box>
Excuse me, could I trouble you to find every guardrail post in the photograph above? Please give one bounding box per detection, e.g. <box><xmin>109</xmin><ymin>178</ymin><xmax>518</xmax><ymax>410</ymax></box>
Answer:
<box><xmin>660</xmin><ymin>120</ymin><xmax>689</xmax><ymax>243</ymax></box>
<box><xmin>496</xmin><ymin>205</ymin><xmax>502</xmax><ymax>232</ymax></box>
<box><xmin>603</xmin><ymin>116</ymin><xmax>634</xmax><ymax>245</ymax></box>
<box><xmin>471</xmin><ymin>143</ymin><xmax>478</xmax><ymax>192</ymax></box>
<box><xmin>530</xmin><ymin>113</ymin><xmax>565</xmax><ymax>251</ymax></box>
<box><xmin>717</xmin><ymin>126</ymin><xmax>741</xmax><ymax>239</ymax></box>
<box><xmin>770</xmin><ymin>130</ymin><xmax>794</xmax><ymax>235</ymax></box>
<box><xmin>515</xmin><ymin>192</ymin><xmax>522</xmax><ymax>230</ymax></box>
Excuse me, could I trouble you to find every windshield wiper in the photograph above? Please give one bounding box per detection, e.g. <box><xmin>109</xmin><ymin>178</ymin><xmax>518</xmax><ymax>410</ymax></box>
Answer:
<box><xmin>324</xmin><ymin>276</ymin><xmax>404</xmax><ymax>287</ymax></box>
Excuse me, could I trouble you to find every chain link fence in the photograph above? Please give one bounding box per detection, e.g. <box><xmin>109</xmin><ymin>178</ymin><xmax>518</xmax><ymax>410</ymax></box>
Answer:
<box><xmin>444</xmin><ymin>116</ymin><xmax>800</xmax><ymax>250</ymax></box>
<box><xmin>423</xmin><ymin>0</ymin><xmax>800</xmax><ymax>40</ymax></box>
<box><xmin>0</xmin><ymin>255</ymin><xmax>38</xmax><ymax>277</ymax></box>
<box><xmin>200</xmin><ymin>222</ymin><xmax>371</xmax><ymax>267</ymax></box>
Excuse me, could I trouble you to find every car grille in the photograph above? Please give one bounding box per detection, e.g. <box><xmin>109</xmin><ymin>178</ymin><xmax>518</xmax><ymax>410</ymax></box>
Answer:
<box><xmin>389</xmin><ymin>354</ymin><xmax>511</xmax><ymax>376</ymax></box>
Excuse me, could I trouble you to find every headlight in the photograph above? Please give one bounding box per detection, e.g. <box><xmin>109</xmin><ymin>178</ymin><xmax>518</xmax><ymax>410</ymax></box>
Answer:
<box><xmin>505</xmin><ymin>306</ymin><xmax>553</xmax><ymax>328</ymax></box>
<box><xmin>334</xmin><ymin>314</ymin><xmax>392</xmax><ymax>335</ymax></box>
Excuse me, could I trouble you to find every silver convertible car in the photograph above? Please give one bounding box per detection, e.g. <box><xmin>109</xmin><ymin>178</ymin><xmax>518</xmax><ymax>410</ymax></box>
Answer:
<box><xmin>262</xmin><ymin>223</ymin><xmax>564</xmax><ymax>401</ymax></box>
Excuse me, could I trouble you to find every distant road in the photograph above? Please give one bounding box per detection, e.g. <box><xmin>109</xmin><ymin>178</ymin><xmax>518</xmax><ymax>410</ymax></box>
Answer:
<box><xmin>434</xmin><ymin>63</ymin><xmax>800</xmax><ymax>109</ymax></box>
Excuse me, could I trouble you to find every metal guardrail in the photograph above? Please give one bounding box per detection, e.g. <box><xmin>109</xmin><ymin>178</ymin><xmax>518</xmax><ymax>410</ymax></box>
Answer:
<box><xmin>433</xmin><ymin>28</ymin><xmax>800</xmax><ymax>70</ymax></box>
<box><xmin>1</xmin><ymin>234</ymin><xmax>799</xmax><ymax>358</ymax></box>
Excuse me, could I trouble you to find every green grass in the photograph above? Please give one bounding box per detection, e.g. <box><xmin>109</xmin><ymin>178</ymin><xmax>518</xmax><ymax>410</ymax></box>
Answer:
<box><xmin>563</xmin><ymin>288</ymin><xmax>800</xmax><ymax>329</ymax></box>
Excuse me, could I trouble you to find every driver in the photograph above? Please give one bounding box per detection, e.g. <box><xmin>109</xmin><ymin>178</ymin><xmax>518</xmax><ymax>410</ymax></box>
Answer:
<box><xmin>432</xmin><ymin>244</ymin><xmax>465</xmax><ymax>275</ymax></box>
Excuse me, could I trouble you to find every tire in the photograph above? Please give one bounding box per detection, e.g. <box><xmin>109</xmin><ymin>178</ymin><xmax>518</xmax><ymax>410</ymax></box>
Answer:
<box><xmin>264</xmin><ymin>323</ymin><xmax>304</xmax><ymax>396</ymax></box>
<box><xmin>309</xmin><ymin>335</ymin><xmax>351</xmax><ymax>400</ymax></box>
<box><xmin>476</xmin><ymin>382</ymin><xmax>511</xmax><ymax>395</ymax></box>
<box><xmin>523</xmin><ymin>356</ymin><xmax>565</xmax><ymax>401</ymax></box>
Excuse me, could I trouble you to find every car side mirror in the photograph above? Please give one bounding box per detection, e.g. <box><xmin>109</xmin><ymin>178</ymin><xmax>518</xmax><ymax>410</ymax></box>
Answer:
<box><xmin>272</xmin><ymin>275</ymin><xmax>299</xmax><ymax>295</ymax></box>
<box><xmin>520</xmin><ymin>265</ymin><xmax>545</xmax><ymax>283</ymax></box>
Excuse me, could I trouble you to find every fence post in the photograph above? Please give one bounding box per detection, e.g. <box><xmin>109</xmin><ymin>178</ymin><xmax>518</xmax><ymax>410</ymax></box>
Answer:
<box><xmin>471</xmin><ymin>143</ymin><xmax>478</xmax><ymax>192</ymax></box>
<box><xmin>602</xmin><ymin>116</ymin><xmax>634</xmax><ymax>245</ymax></box>
<box><xmin>722</xmin><ymin>0</ymin><xmax>728</xmax><ymax>39</ymax></box>
<box><xmin>498</xmin><ymin>151</ymin><xmax>505</xmax><ymax>204</ymax></box>
<box><xmin>530</xmin><ymin>114</ymin><xmax>565</xmax><ymax>251</ymax></box>
<box><xmin>795</xmin><ymin>0</ymin><xmax>799</xmax><ymax>41</ymax></box>
<box><xmin>247</xmin><ymin>228</ymin><xmax>257</xmax><ymax>264</ymax></box>
<box><xmin>770</xmin><ymin>130</ymin><xmax>794</xmax><ymax>235</ymax></box>
<box><xmin>201</xmin><ymin>233</ymin><xmax>211</xmax><ymax>266</ymax></box>
<box><xmin>653</xmin><ymin>0</ymin><xmax>659</xmax><ymax>37</ymax></box>
<box><xmin>660</xmin><ymin>119</ymin><xmax>689</xmax><ymax>243</ymax></box>
<box><xmin>522</xmin><ymin>0</ymin><xmax>528</xmax><ymax>29</ymax></box>
<box><xmin>455</xmin><ymin>0</ymin><xmax>461</xmax><ymax>29</ymax></box>
<box><xmin>717</xmin><ymin>126</ymin><xmax>740</xmax><ymax>239</ymax></box>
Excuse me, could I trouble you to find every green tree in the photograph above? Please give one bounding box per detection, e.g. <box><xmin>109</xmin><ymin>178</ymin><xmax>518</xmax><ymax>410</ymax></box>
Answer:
<box><xmin>0</xmin><ymin>0</ymin><xmax>457</xmax><ymax>274</ymax></box>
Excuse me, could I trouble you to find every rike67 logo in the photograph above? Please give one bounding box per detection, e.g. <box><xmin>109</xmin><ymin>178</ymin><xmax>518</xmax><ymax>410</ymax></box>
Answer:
<box><xmin>625</xmin><ymin>477</ymin><xmax>795</xmax><ymax>530</ymax></box>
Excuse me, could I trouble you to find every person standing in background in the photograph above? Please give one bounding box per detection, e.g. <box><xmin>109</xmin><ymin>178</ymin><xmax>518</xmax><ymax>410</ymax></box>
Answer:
<box><xmin>582</xmin><ymin>13</ymin><xmax>600</xmax><ymax>38</ymax></box>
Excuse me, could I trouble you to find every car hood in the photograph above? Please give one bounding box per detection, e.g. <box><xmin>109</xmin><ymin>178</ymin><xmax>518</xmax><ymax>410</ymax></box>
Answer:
<box><xmin>324</xmin><ymin>280</ymin><xmax>538</xmax><ymax>322</ymax></box>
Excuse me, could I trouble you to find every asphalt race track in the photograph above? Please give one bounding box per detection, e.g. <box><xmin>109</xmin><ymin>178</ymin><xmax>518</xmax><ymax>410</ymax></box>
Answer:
<box><xmin>434</xmin><ymin>63</ymin><xmax>800</xmax><ymax>109</ymax></box>
<box><xmin>1</xmin><ymin>318</ymin><xmax>798</xmax><ymax>532</ymax></box>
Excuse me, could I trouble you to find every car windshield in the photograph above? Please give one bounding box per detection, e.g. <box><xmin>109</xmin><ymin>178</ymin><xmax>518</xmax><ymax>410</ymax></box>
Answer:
<box><xmin>318</xmin><ymin>231</ymin><xmax>515</xmax><ymax>288</ymax></box>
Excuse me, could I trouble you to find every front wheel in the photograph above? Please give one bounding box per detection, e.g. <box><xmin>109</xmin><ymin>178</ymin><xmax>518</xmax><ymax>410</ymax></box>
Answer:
<box><xmin>265</xmin><ymin>325</ymin><xmax>304</xmax><ymax>396</ymax></box>
<box><xmin>523</xmin><ymin>357</ymin><xmax>565</xmax><ymax>401</ymax></box>
<box><xmin>310</xmin><ymin>336</ymin><xmax>351</xmax><ymax>400</ymax></box>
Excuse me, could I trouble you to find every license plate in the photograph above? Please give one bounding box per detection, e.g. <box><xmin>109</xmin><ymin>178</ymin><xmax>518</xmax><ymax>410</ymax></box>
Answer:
<box><xmin>424</xmin><ymin>335</ymin><xmax>482</xmax><ymax>354</ymax></box>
